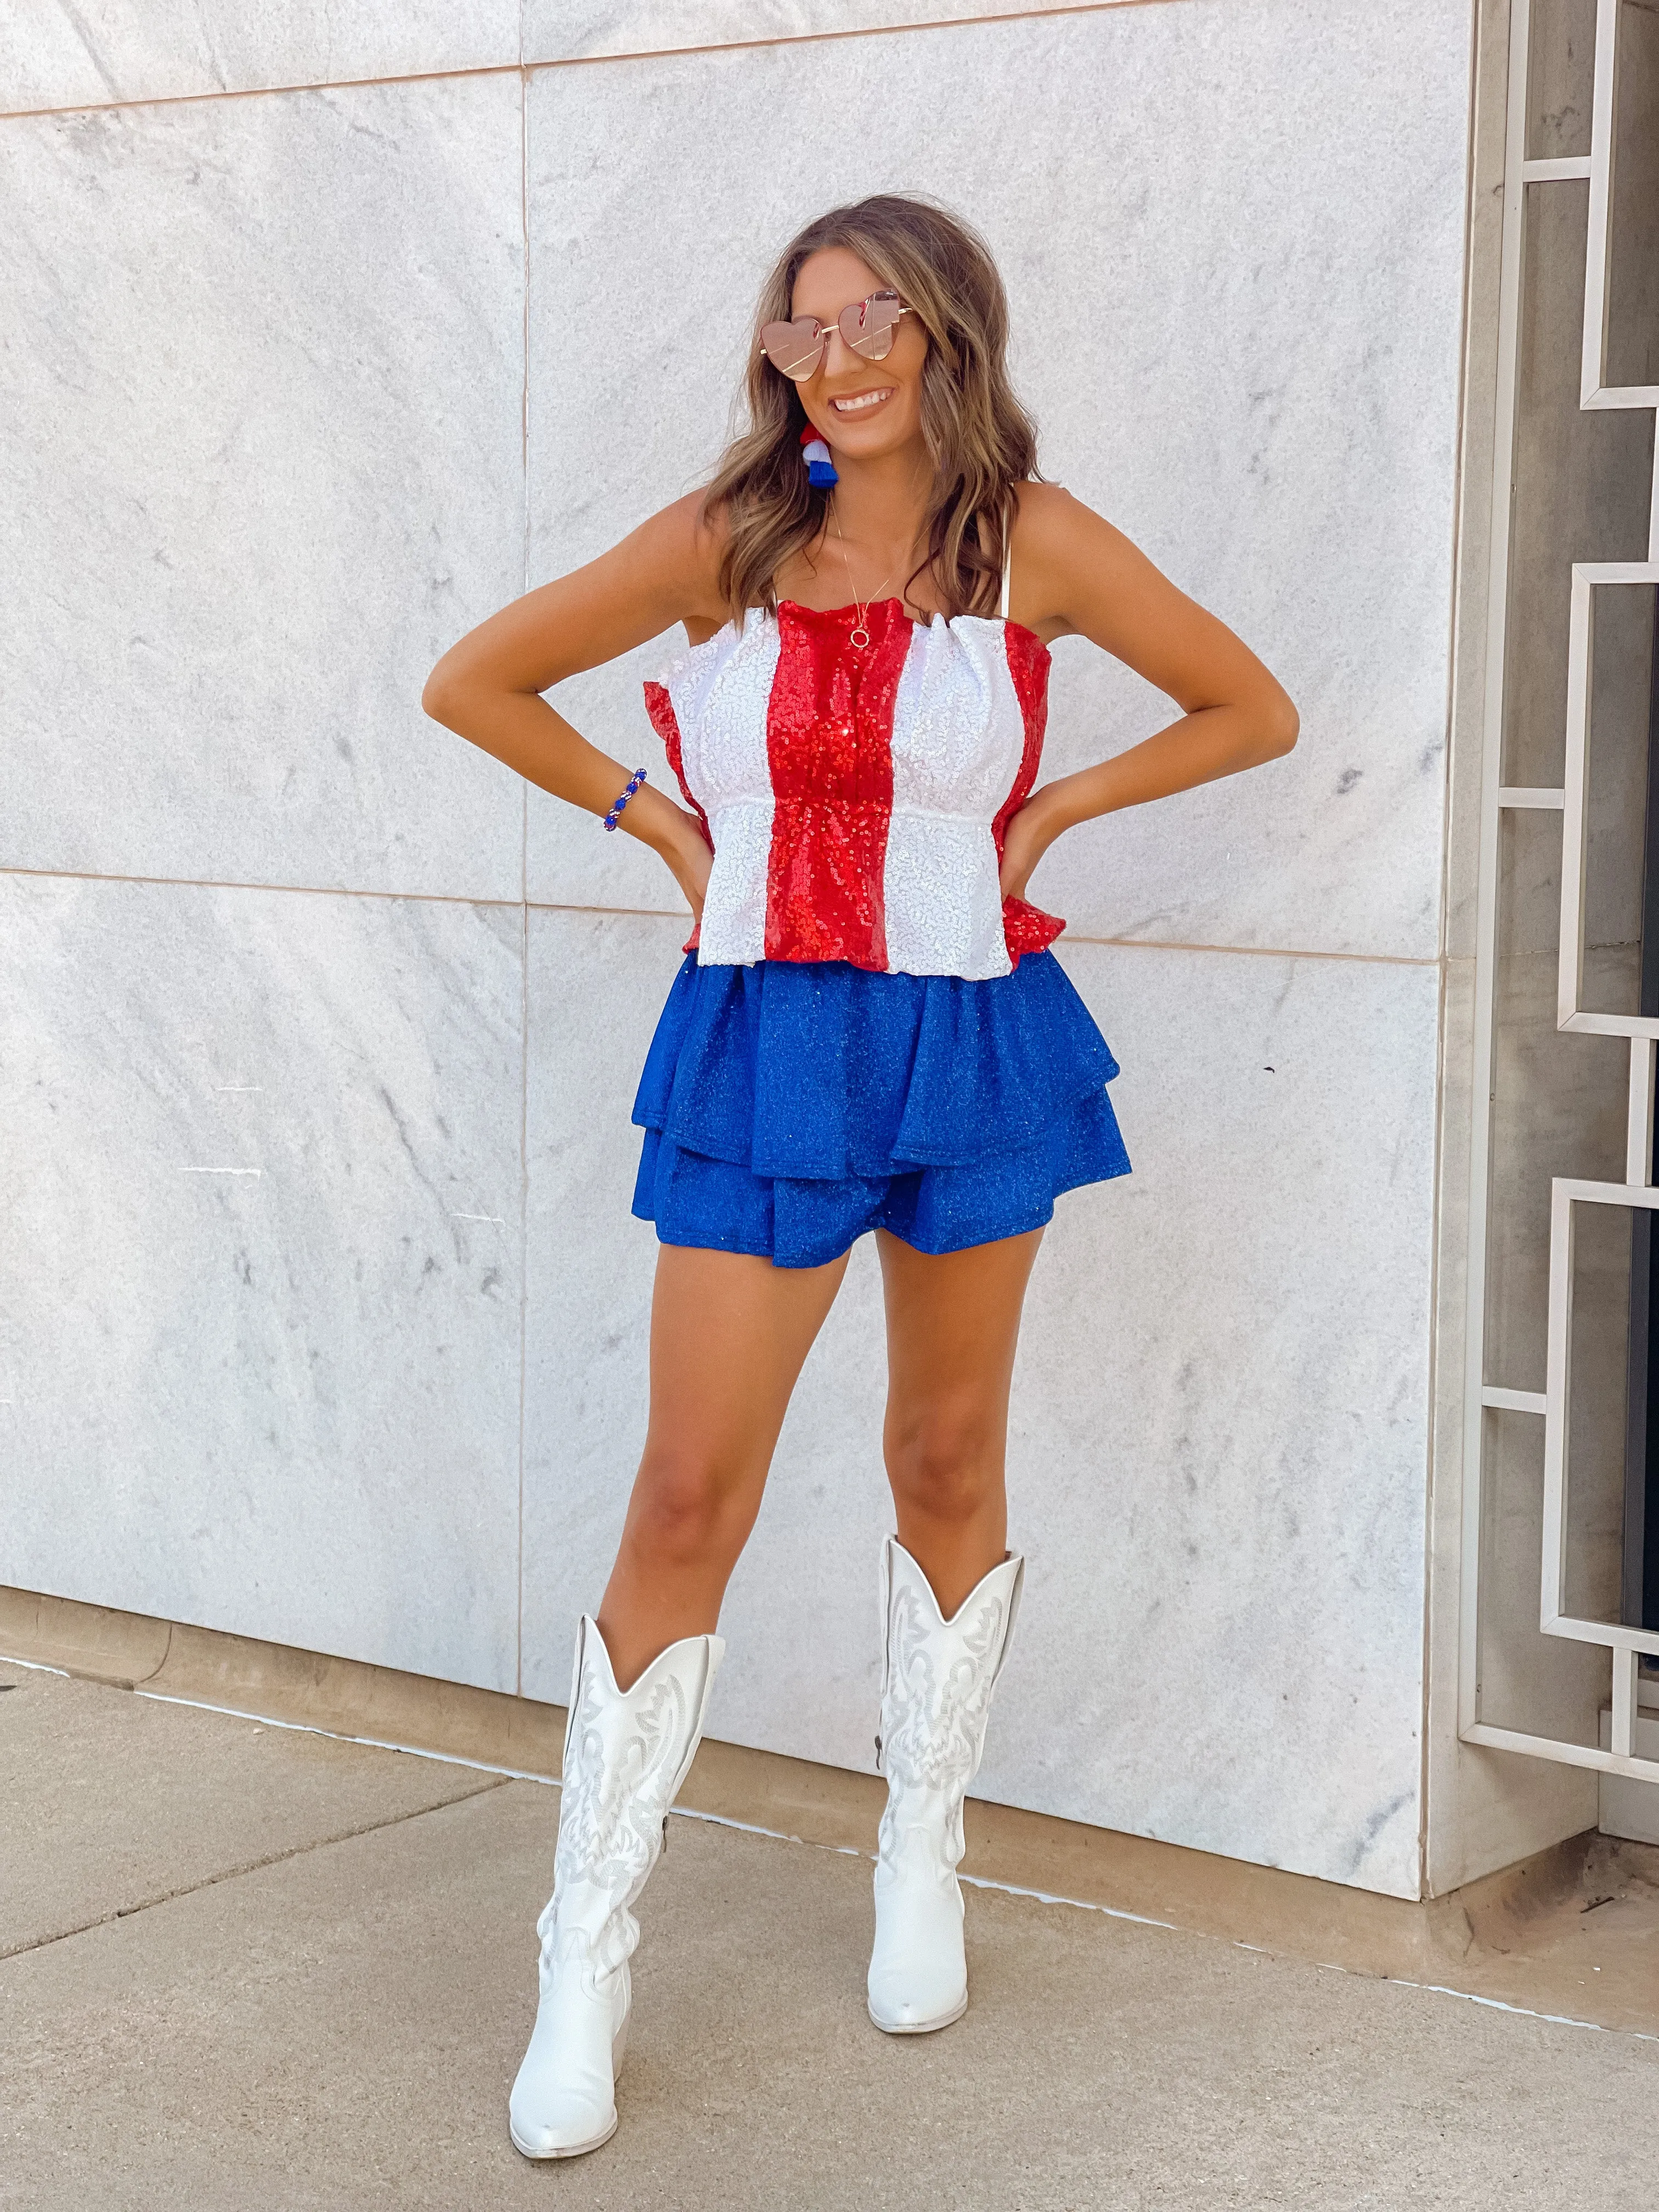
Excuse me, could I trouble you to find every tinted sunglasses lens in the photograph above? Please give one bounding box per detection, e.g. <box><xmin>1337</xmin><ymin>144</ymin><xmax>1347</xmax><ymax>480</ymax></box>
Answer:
<box><xmin>842</xmin><ymin>294</ymin><xmax>901</xmax><ymax>360</ymax></box>
<box><xmin>761</xmin><ymin>316</ymin><xmax>825</xmax><ymax>380</ymax></box>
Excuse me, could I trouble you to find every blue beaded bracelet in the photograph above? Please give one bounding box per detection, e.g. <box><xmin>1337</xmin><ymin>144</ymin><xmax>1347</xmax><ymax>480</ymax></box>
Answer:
<box><xmin>602</xmin><ymin>766</ymin><xmax>648</xmax><ymax>831</ymax></box>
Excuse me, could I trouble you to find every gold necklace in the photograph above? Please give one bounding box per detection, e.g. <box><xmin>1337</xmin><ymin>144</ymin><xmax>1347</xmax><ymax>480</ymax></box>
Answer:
<box><xmin>830</xmin><ymin>495</ymin><xmax>895</xmax><ymax>650</ymax></box>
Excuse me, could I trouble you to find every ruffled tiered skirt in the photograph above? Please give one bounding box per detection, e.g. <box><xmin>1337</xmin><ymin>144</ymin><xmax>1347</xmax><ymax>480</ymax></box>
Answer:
<box><xmin>630</xmin><ymin>951</ymin><xmax>1131</xmax><ymax>1269</ymax></box>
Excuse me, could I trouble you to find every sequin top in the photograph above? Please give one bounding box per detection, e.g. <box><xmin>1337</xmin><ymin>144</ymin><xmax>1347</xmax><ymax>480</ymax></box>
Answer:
<box><xmin>643</xmin><ymin>595</ymin><xmax>1065</xmax><ymax>978</ymax></box>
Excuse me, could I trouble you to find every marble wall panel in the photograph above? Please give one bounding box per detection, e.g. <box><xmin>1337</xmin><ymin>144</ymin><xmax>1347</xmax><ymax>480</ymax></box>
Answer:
<box><xmin>523</xmin><ymin>0</ymin><xmax>1471</xmax><ymax>964</ymax></box>
<box><xmin>0</xmin><ymin>874</ymin><xmax>524</xmax><ymax>1690</ymax></box>
<box><xmin>522</xmin><ymin>914</ymin><xmax>1438</xmax><ymax>1896</ymax></box>
<box><xmin>519</xmin><ymin>906</ymin><xmax>896</xmax><ymax>1734</ymax></box>
<box><xmin>518</xmin><ymin>907</ymin><xmax>680</xmax><ymax>1657</ymax></box>
<box><xmin>0</xmin><ymin>2</ymin><xmax>518</xmax><ymax>114</ymax></box>
<box><xmin>0</xmin><ymin>74</ymin><xmax>525</xmax><ymax>899</ymax></box>
<box><xmin>526</xmin><ymin>0</ymin><xmax>1147</xmax><ymax>67</ymax></box>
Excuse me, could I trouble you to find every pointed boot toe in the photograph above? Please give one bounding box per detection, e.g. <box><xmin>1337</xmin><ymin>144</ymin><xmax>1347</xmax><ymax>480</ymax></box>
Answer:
<box><xmin>868</xmin><ymin>1986</ymin><xmax>969</xmax><ymax>2035</ymax></box>
<box><xmin>508</xmin><ymin>1969</ymin><xmax>627</xmax><ymax>2159</ymax></box>
<box><xmin>867</xmin><ymin>1865</ymin><xmax>969</xmax><ymax>2033</ymax></box>
<box><xmin>867</xmin><ymin>1959</ymin><xmax>969</xmax><ymax>2034</ymax></box>
<box><xmin>508</xmin><ymin>2087</ymin><xmax>618</xmax><ymax>2162</ymax></box>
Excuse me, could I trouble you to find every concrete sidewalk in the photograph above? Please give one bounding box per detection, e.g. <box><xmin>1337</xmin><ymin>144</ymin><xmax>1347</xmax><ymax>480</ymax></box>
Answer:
<box><xmin>3</xmin><ymin>1658</ymin><xmax>1655</xmax><ymax>2211</ymax></box>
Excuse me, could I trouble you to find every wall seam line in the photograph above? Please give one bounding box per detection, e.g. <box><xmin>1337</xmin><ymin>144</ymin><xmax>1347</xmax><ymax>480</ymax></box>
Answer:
<box><xmin>0</xmin><ymin>869</ymin><xmax>1445</xmax><ymax>968</ymax></box>
<box><xmin>0</xmin><ymin>1</ymin><xmax>1187</xmax><ymax>124</ymax></box>
<box><xmin>0</xmin><ymin>60</ymin><xmax>520</xmax><ymax>123</ymax></box>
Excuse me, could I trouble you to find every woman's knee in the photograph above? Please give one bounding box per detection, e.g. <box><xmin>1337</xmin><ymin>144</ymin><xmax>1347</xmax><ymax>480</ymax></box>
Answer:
<box><xmin>885</xmin><ymin>1402</ymin><xmax>1002</xmax><ymax>1524</ymax></box>
<box><xmin>624</xmin><ymin>1444</ymin><xmax>752</xmax><ymax>1568</ymax></box>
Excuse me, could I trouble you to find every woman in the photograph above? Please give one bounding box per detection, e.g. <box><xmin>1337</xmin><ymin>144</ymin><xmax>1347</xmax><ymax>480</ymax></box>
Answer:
<box><xmin>424</xmin><ymin>193</ymin><xmax>1296</xmax><ymax>2160</ymax></box>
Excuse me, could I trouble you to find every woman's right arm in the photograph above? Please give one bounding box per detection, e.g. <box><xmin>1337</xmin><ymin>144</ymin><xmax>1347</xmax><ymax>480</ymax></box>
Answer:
<box><xmin>421</xmin><ymin>492</ymin><xmax>724</xmax><ymax>918</ymax></box>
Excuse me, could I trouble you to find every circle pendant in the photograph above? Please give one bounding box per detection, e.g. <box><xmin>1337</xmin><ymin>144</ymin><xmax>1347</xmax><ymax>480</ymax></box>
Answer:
<box><xmin>849</xmin><ymin>625</ymin><xmax>870</xmax><ymax>650</ymax></box>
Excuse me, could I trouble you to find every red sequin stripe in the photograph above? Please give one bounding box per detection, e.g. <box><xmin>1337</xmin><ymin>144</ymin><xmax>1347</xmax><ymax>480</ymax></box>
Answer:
<box><xmin>643</xmin><ymin>679</ymin><xmax>709</xmax><ymax>954</ymax></box>
<box><xmin>763</xmin><ymin>602</ymin><xmax>909</xmax><ymax>970</ymax></box>
<box><xmin>991</xmin><ymin>625</ymin><xmax>1049</xmax><ymax>854</ymax></box>
<box><xmin>996</xmin><ymin>625</ymin><xmax>1065</xmax><ymax>967</ymax></box>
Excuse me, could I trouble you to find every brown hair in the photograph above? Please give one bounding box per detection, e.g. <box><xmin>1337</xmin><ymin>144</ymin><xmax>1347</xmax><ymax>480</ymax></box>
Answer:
<box><xmin>701</xmin><ymin>194</ymin><xmax>1041</xmax><ymax>624</ymax></box>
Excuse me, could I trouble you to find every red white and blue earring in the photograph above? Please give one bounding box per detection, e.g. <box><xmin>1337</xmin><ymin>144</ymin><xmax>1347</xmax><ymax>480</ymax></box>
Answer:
<box><xmin>799</xmin><ymin>425</ymin><xmax>838</xmax><ymax>488</ymax></box>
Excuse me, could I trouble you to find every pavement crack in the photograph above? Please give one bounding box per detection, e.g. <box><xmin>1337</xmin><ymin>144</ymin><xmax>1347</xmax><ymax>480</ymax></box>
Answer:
<box><xmin>0</xmin><ymin>1776</ymin><xmax>510</xmax><ymax>1963</ymax></box>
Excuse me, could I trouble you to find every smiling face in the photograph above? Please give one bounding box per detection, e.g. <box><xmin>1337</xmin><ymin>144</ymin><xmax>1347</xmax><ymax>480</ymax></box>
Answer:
<box><xmin>789</xmin><ymin>246</ymin><xmax>930</xmax><ymax>462</ymax></box>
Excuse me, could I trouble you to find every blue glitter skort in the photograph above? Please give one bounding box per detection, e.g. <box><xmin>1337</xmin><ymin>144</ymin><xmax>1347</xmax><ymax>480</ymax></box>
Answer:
<box><xmin>630</xmin><ymin>950</ymin><xmax>1131</xmax><ymax>1269</ymax></box>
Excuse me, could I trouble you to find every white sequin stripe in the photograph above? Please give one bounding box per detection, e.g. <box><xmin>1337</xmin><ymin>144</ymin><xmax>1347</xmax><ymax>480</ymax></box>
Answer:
<box><xmin>881</xmin><ymin>812</ymin><xmax>1011</xmax><ymax>978</ymax></box>
<box><xmin>882</xmin><ymin>618</ymin><xmax>1023</xmax><ymax>975</ymax></box>
<box><xmin>664</xmin><ymin>615</ymin><xmax>781</xmax><ymax>968</ymax></box>
<box><xmin>888</xmin><ymin>616</ymin><xmax>1026</xmax><ymax>817</ymax></box>
<box><xmin>696</xmin><ymin>797</ymin><xmax>774</xmax><ymax>964</ymax></box>
<box><xmin>667</xmin><ymin>612</ymin><xmax>780</xmax><ymax>814</ymax></box>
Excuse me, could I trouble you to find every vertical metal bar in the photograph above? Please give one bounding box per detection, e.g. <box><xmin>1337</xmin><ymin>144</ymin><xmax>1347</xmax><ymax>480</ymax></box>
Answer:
<box><xmin>1462</xmin><ymin>0</ymin><xmax>1536</xmax><ymax>1736</ymax></box>
<box><xmin>1623</xmin><ymin>587</ymin><xmax>1659</xmax><ymax>1628</ymax></box>
<box><xmin>1541</xmin><ymin>1181</ymin><xmax>1575</xmax><ymax>1628</ymax></box>
<box><xmin>1558</xmin><ymin>569</ymin><xmax>1594</xmax><ymax>1030</ymax></box>
<box><xmin>1624</xmin><ymin>1187</ymin><xmax>1655</xmax><ymax>1626</ymax></box>
<box><xmin>1629</xmin><ymin>1038</ymin><xmax>1657</xmax><ymax>1188</ymax></box>
<box><xmin>1611</xmin><ymin>1642</ymin><xmax>1639</xmax><ymax>1756</ymax></box>
<box><xmin>1581</xmin><ymin>0</ymin><xmax>1619</xmax><ymax>405</ymax></box>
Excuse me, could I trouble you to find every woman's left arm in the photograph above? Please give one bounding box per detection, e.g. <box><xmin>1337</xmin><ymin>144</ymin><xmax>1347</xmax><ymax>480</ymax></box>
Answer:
<box><xmin>1000</xmin><ymin>484</ymin><xmax>1299</xmax><ymax>899</ymax></box>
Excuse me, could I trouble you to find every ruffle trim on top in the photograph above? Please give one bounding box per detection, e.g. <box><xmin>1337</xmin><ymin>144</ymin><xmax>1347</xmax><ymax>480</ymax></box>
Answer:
<box><xmin>1001</xmin><ymin>895</ymin><xmax>1065</xmax><ymax>960</ymax></box>
<box><xmin>631</xmin><ymin>949</ymin><xmax>1120</xmax><ymax>1182</ymax></box>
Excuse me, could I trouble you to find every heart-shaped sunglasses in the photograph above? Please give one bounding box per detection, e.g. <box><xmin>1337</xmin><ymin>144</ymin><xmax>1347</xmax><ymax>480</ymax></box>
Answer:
<box><xmin>759</xmin><ymin>289</ymin><xmax>911</xmax><ymax>382</ymax></box>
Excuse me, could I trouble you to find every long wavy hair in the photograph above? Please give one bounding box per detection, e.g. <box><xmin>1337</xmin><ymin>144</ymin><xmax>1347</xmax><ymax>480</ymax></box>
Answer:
<box><xmin>702</xmin><ymin>194</ymin><xmax>1041</xmax><ymax>624</ymax></box>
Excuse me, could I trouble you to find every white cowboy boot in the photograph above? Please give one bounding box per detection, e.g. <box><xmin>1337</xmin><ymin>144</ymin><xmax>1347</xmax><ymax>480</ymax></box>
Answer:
<box><xmin>509</xmin><ymin>1615</ymin><xmax>724</xmax><ymax>2159</ymax></box>
<box><xmin>867</xmin><ymin>1536</ymin><xmax>1024</xmax><ymax>2034</ymax></box>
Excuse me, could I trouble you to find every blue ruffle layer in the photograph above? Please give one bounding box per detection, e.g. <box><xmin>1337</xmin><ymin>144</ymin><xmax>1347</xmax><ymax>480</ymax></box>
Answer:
<box><xmin>630</xmin><ymin>951</ymin><xmax>1131</xmax><ymax>1269</ymax></box>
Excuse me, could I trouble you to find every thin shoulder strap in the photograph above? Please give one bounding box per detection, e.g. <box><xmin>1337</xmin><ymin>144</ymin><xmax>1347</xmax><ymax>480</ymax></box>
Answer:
<box><xmin>999</xmin><ymin>500</ymin><xmax>1013</xmax><ymax>620</ymax></box>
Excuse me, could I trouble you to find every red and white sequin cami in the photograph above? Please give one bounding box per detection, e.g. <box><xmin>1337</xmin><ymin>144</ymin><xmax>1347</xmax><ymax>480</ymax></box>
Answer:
<box><xmin>643</xmin><ymin>594</ymin><xmax>1065</xmax><ymax>979</ymax></box>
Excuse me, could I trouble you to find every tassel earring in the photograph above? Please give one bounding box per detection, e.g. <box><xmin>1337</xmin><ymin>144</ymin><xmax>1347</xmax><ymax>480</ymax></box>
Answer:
<box><xmin>800</xmin><ymin>425</ymin><xmax>838</xmax><ymax>488</ymax></box>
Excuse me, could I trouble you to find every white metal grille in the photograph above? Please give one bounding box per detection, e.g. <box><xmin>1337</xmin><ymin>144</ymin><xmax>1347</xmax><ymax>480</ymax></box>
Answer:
<box><xmin>1462</xmin><ymin>0</ymin><xmax>1659</xmax><ymax>1784</ymax></box>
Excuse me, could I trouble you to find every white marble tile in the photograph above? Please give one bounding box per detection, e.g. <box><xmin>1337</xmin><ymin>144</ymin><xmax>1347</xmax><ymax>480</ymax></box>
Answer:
<box><xmin>528</xmin><ymin>0</ymin><xmax>1167</xmax><ymax>63</ymax></box>
<box><xmin>526</xmin><ymin>0</ymin><xmax>1143</xmax><ymax>67</ymax></box>
<box><xmin>0</xmin><ymin>874</ymin><xmax>524</xmax><ymax>1690</ymax></box>
<box><xmin>0</xmin><ymin>76</ymin><xmax>525</xmax><ymax>899</ymax></box>
<box><xmin>523</xmin><ymin>0</ymin><xmax>1470</xmax><ymax>960</ymax></box>
<box><xmin>994</xmin><ymin>940</ymin><xmax>1439</xmax><ymax>1897</ymax></box>
<box><xmin>526</xmin><ymin>639</ymin><xmax>708</xmax><ymax>922</ymax></box>
<box><xmin>521</xmin><ymin>914</ymin><xmax>1439</xmax><ymax>1895</ymax></box>
<box><xmin>518</xmin><ymin>907</ymin><xmax>898</xmax><ymax>1733</ymax></box>
<box><xmin>517</xmin><ymin>908</ymin><xmax>730</xmax><ymax>1680</ymax></box>
<box><xmin>1</xmin><ymin>3</ymin><xmax>518</xmax><ymax>112</ymax></box>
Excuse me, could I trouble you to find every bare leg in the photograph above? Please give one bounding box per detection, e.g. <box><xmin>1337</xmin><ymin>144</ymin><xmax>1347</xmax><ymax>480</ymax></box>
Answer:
<box><xmin>596</xmin><ymin>1241</ymin><xmax>850</xmax><ymax>1688</ymax></box>
<box><xmin>876</xmin><ymin>1226</ymin><xmax>1044</xmax><ymax>1616</ymax></box>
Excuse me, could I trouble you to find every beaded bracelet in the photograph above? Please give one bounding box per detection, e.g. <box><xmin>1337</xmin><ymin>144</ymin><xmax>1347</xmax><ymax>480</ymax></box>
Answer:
<box><xmin>602</xmin><ymin>766</ymin><xmax>648</xmax><ymax>831</ymax></box>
